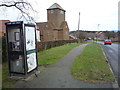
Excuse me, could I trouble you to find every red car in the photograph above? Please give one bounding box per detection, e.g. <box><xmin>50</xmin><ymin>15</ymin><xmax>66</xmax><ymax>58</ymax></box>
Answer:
<box><xmin>104</xmin><ymin>40</ymin><xmax>112</xmax><ymax>45</ymax></box>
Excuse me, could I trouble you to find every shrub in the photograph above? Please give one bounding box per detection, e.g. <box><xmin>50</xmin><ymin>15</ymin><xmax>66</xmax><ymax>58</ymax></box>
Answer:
<box><xmin>37</xmin><ymin>40</ymin><xmax>78</xmax><ymax>50</ymax></box>
<box><xmin>2</xmin><ymin>36</ymin><xmax>7</xmax><ymax>63</ymax></box>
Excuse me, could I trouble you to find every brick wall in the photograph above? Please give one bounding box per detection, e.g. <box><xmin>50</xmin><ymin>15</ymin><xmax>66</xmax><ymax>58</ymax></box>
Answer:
<box><xmin>58</xmin><ymin>30</ymin><xmax>63</xmax><ymax>40</ymax></box>
<box><xmin>0</xmin><ymin>20</ymin><xmax>10</xmax><ymax>37</ymax></box>
<box><xmin>62</xmin><ymin>22</ymin><xmax>69</xmax><ymax>40</ymax></box>
<box><xmin>53</xmin><ymin>30</ymin><xmax>58</xmax><ymax>40</ymax></box>
<box><xmin>37</xmin><ymin>22</ymin><xmax>54</xmax><ymax>42</ymax></box>
<box><xmin>47</xmin><ymin>9</ymin><xmax>65</xmax><ymax>29</ymax></box>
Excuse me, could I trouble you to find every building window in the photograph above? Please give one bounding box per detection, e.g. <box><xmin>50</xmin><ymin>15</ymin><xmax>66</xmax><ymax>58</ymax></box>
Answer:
<box><xmin>51</xmin><ymin>10</ymin><xmax>54</xmax><ymax>13</ymax></box>
<box><xmin>60</xmin><ymin>11</ymin><xmax>64</xmax><ymax>14</ymax></box>
<box><xmin>66</xmin><ymin>26</ymin><xmax>67</xmax><ymax>28</ymax></box>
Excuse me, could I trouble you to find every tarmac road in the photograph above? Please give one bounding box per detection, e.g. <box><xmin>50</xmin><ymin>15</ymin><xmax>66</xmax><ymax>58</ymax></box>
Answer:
<box><xmin>99</xmin><ymin>42</ymin><xmax>120</xmax><ymax>87</ymax></box>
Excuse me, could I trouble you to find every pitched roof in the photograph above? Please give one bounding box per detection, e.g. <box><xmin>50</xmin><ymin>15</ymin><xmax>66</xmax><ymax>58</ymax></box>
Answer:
<box><xmin>36</xmin><ymin>22</ymin><xmax>56</xmax><ymax>30</ymax></box>
<box><xmin>47</xmin><ymin>3</ymin><xmax>65</xmax><ymax>11</ymax></box>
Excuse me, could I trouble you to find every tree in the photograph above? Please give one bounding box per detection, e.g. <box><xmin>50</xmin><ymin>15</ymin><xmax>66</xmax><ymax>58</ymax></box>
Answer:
<box><xmin>0</xmin><ymin>0</ymin><xmax>37</xmax><ymax>22</ymax></box>
<box><xmin>118</xmin><ymin>31</ymin><xmax>120</xmax><ymax>37</ymax></box>
<box><xmin>86</xmin><ymin>32</ymin><xmax>96</xmax><ymax>39</ymax></box>
<box><xmin>77</xmin><ymin>30</ymin><xmax>87</xmax><ymax>42</ymax></box>
<box><xmin>104</xmin><ymin>31</ymin><xmax>116</xmax><ymax>39</ymax></box>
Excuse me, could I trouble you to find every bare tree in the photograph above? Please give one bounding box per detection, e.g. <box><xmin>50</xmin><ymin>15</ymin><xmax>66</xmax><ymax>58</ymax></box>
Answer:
<box><xmin>118</xmin><ymin>31</ymin><xmax>120</xmax><ymax>36</ymax></box>
<box><xmin>86</xmin><ymin>32</ymin><xmax>96</xmax><ymax>39</ymax></box>
<box><xmin>77</xmin><ymin>30</ymin><xmax>86</xmax><ymax>42</ymax></box>
<box><xmin>0</xmin><ymin>0</ymin><xmax>37</xmax><ymax>22</ymax></box>
<box><xmin>104</xmin><ymin>31</ymin><xmax>116</xmax><ymax>39</ymax></box>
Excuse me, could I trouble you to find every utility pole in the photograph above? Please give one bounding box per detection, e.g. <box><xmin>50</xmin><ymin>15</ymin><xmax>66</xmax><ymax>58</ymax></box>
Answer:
<box><xmin>98</xmin><ymin>24</ymin><xmax>100</xmax><ymax>31</ymax></box>
<box><xmin>78</xmin><ymin>12</ymin><xmax>80</xmax><ymax>31</ymax></box>
<box><xmin>77</xmin><ymin>12</ymin><xmax>80</xmax><ymax>43</ymax></box>
<box><xmin>96</xmin><ymin>24</ymin><xmax>100</xmax><ymax>43</ymax></box>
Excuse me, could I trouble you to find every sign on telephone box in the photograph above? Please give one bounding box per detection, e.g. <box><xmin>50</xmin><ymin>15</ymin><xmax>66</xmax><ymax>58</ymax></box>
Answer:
<box><xmin>5</xmin><ymin>21</ymin><xmax>38</xmax><ymax>75</ymax></box>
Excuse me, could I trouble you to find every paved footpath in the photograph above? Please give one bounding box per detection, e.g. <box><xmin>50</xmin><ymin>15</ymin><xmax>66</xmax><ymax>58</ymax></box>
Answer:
<box><xmin>15</xmin><ymin>44</ymin><xmax>114</xmax><ymax>88</ymax></box>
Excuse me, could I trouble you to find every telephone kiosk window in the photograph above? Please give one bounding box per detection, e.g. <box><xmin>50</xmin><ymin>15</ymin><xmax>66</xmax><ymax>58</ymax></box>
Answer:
<box><xmin>9</xmin><ymin>31</ymin><xmax>21</xmax><ymax>51</ymax></box>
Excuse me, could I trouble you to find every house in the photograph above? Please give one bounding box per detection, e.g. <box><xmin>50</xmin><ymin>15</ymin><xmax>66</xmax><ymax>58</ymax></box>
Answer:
<box><xmin>0</xmin><ymin>20</ymin><xmax>10</xmax><ymax>37</ymax></box>
<box><xmin>97</xmin><ymin>32</ymin><xmax>105</xmax><ymax>40</ymax></box>
<box><xmin>69</xmin><ymin>35</ymin><xmax>77</xmax><ymax>40</ymax></box>
<box><xmin>111</xmin><ymin>37</ymin><xmax>120</xmax><ymax>42</ymax></box>
<box><xmin>36</xmin><ymin>3</ymin><xmax>69</xmax><ymax>42</ymax></box>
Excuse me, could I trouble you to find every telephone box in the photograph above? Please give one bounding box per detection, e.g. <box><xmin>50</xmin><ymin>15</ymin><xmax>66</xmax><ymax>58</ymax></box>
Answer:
<box><xmin>5</xmin><ymin>21</ymin><xmax>38</xmax><ymax>75</ymax></box>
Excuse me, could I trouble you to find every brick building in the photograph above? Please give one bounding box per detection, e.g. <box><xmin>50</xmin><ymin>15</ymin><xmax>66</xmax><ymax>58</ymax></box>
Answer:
<box><xmin>36</xmin><ymin>3</ymin><xmax>69</xmax><ymax>42</ymax></box>
<box><xmin>0</xmin><ymin>20</ymin><xmax>10</xmax><ymax>37</ymax></box>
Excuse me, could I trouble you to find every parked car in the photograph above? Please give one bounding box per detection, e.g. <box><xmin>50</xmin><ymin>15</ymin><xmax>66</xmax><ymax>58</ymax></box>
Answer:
<box><xmin>104</xmin><ymin>39</ymin><xmax>112</xmax><ymax>45</ymax></box>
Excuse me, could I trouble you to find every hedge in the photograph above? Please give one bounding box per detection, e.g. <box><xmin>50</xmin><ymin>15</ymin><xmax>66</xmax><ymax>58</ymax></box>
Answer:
<box><xmin>2</xmin><ymin>36</ymin><xmax>7</xmax><ymax>63</ymax></box>
<box><xmin>2</xmin><ymin>35</ymin><xmax>78</xmax><ymax>63</ymax></box>
<box><xmin>37</xmin><ymin>40</ymin><xmax>78</xmax><ymax>51</ymax></box>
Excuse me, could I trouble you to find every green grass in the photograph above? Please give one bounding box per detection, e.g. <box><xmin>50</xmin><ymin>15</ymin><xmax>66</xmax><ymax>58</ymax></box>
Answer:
<box><xmin>38</xmin><ymin>43</ymin><xmax>87</xmax><ymax>66</ymax></box>
<box><xmin>0</xmin><ymin>64</ymin><xmax>2</xmax><ymax>88</ymax></box>
<box><xmin>113</xmin><ymin>42</ymin><xmax>120</xmax><ymax>44</ymax></box>
<box><xmin>2</xmin><ymin>63</ymin><xmax>17</xmax><ymax>88</ymax></box>
<box><xmin>71</xmin><ymin>43</ymin><xmax>115</xmax><ymax>83</ymax></box>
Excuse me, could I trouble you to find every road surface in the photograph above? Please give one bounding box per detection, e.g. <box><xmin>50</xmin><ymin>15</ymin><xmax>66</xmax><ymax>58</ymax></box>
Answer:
<box><xmin>98</xmin><ymin>41</ymin><xmax>120</xmax><ymax>87</ymax></box>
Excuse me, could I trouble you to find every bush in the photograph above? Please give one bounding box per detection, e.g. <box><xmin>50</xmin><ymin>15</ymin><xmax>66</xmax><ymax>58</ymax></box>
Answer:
<box><xmin>2</xmin><ymin>36</ymin><xmax>7</xmax><ymax>63</ymax></box>
<box><xmin>37</xmin><ymin>40</ymin><xmax>78</xmax><ymax>50</ymax></box>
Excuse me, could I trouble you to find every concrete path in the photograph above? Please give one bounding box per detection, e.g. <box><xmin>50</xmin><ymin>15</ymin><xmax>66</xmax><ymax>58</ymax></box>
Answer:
<box><xmin>15</xmin><ymin>44</ymin><xmax>114</xmax><ymax>88</ymax></box>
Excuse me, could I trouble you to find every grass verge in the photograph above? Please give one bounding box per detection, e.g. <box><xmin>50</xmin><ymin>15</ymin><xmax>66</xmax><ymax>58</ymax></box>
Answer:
<box><xmin>2</xmin><ymin>63</ymin><xmax>17</xmax><ymax>88</ymax></box>
<box><xmin>38</xmin><ymin>42</ymin><xmax>87</xmax><ymax>66</ymax></box>
<box><xmin>71</xmin><ymin>43</ymin><xmax>115</xmax><ymax>83</ymax></box>
<box><xmin>0</xmin><ymin>64</ymin><xmax>2</xmax><ymax>89</ymax></box>
<box><xmin>112</xmin><ymin>42</ymin><xmax>120</xmax><ymax>44</ymax></box>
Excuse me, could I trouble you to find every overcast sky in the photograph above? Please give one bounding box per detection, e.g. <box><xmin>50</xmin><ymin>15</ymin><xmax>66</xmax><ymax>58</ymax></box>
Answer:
<box><xmin>0</xmin><ymin>0</ymin><xmax>119</xmax><ymax>31</ymax></box>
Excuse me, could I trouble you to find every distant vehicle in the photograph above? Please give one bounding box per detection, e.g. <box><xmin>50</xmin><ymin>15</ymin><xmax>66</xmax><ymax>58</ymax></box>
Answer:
<box><xmin>104</xmin><ymin>39</ymin><xmax>112</xmax><ymax>45</ymax></box>
<box><xmin>87</xmin><ymin>37</ymin><xmax>92</xmax><ymax>40</ymax></box>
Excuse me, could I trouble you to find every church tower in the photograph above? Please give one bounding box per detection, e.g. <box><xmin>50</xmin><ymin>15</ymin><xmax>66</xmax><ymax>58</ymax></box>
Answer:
<box><xmin>47</xmin><ymin>3</ymin><xmax>66</xmax><ymax>29</ymax></box>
